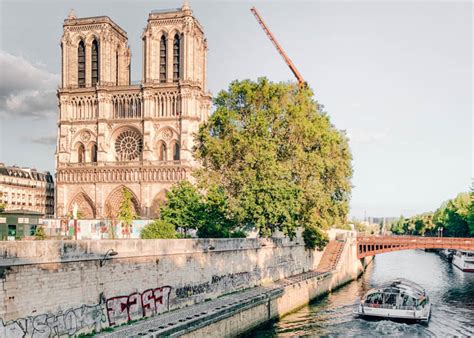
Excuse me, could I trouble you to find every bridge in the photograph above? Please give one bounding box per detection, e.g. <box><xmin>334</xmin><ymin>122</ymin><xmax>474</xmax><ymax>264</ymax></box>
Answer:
<box><xmin>356</xmin><ymin>235</ymin><xmax>474</xmax><ymax>259</ymax></box>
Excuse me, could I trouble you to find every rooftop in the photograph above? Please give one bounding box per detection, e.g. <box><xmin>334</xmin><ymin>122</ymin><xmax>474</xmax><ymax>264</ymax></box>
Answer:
<box><xmin>151</xmin><ymin>8</ymin><xmax>181</xmax><ymax>14</ymax></box>
<box><xmin>63</xmin><ymin>15</ymin><xmax>128</xmax><ymax>38</ymax></box>
<box><xmin>0</xmin><ymin>164</ymin><xmax>53</xmax><ymax>182</ymax></box>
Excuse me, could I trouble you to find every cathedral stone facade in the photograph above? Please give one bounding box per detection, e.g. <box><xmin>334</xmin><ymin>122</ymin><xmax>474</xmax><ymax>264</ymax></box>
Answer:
<box><xmin>55</xmin><ymin>3</ymin><xmax>211</xmax><ymax>219</ymax></box>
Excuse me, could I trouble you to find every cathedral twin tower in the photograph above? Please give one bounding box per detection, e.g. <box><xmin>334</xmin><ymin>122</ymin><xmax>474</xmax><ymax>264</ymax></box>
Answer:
<box><xmin>55</xmin><ymin>3</ymin><xmax>211</xmax><ymax>219</ymax></box>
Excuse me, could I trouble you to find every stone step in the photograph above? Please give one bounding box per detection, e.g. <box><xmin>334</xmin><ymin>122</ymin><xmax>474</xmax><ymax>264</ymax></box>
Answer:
<box><xmin>316</xmin><ymin>240</ymin><xmax>344</xmax><ymax>273</ymax></box>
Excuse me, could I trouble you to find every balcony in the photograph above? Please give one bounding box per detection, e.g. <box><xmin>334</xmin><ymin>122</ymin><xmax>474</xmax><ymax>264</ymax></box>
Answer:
<box><xmin>58</xmin><ymin>160</ymin><xmax>186</xmax><ymax>168</ymax></box>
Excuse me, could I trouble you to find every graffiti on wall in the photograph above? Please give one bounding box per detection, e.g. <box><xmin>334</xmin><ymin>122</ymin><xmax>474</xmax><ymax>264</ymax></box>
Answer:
<box><xmin>106</xmin><ymin>286</ymin><xmax>172</xmax><ymax>326</ymax></box>
<box><xmin>211</xmin><ymin>271</ymin><xmax>251</xmax><ymax>289</ymax></box>
<box><xmin>175</xmin><ymin>282</ymin><xmax>211</xmax><ymax>299</ymax></box>
<box><xmin>0</xmin><ymin>303</ymin><xmax>105</xmax><ymax>338</ymax></box>
<box><xmin>175</xmin><ymin>271</ymin><xmax>252</xmax><ymax>299</ymax></box>
<box><xmin>0</xmin><ymin>285</ymin><xmax>171</xmax><ymax>338</ymax></box>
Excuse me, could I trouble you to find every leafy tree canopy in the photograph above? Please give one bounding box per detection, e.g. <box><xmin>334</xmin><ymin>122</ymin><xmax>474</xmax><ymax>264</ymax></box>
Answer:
<box><xmin>118</xmin><ymin>188</ymin><xmax>136</xmax><ymax>227</ymax></box>
<box><xmin>391</xmin><ymin>192</ymin><xmax>473</xmax><ymax>237</ymax></box>
<box><xmin>141</xmin><ymin>220</ymin><xmax>177</xmax><ymax>239</ymax></box>
<box><xmin>0</xmin><ymin>191</ymin><xmax>5</xmax><ymax>212</ymax></box>
<box><xmin>159</xmin><ymin>181</ymin><xmax>202</xmax><ymax>237</ymax></box>
<box><xmin>34</xmin><ymin>226</ymin><xmax>46</xmax><ymax>240</ymax></box>
<box><xmin>194</xmin><ymin>78</ymin><xmax>352</xmax><ymax>249</ymax></box>
<box><xmin>155</xmin><ymin>181</ymin><xmax>245</xmax><ymax>238</ymax></box>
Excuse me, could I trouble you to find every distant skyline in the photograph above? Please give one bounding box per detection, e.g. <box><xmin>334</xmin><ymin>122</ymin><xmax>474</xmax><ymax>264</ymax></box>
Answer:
<box><xmin>0</xmin><ymin>0</ymin><xmax>471</xmax><ymax>219</ymax></box>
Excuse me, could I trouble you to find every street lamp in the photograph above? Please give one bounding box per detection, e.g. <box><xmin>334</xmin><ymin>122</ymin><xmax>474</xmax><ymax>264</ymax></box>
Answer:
<box><xmin>99</xmin><ymin>249</ymin><xmax>118</xmax><ymax>267</ymax></box>
<box><xmin>437</xmin><ymin>227</ymin><xmax>444</xmax><ymax>238</ymax></box>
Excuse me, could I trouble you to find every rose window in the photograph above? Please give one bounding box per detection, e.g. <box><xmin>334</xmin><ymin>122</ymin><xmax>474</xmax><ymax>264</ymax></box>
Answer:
<box><xmin>115</xmin><ymin>130</ymin><xmax>143</xmax><ymax>161</ymax></box>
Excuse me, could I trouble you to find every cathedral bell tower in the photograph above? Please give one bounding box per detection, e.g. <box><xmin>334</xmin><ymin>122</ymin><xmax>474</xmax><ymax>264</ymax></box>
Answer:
<box><xmin>55</xmin><ymin>4</ymin><xmax>211</xmax><ymax>220</ymax></box>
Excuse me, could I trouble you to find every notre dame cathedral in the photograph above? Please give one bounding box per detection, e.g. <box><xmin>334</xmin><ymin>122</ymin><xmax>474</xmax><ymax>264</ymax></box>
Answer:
<box><xmin>55</xmin><ymin>3</ymin><xmax>211</xmax><ymax>219</ymax></box>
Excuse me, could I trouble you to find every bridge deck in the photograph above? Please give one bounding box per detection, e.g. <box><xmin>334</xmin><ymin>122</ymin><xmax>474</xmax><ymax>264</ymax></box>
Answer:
<box><xmin>356</xmin><ymin>236</ymin><xmax>473</xmax><ymax>258</ymax></box>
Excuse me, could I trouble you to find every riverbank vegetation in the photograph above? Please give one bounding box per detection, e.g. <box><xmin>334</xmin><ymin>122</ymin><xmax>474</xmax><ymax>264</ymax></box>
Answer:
<box><xmin>390</xmin><ymin>192</ymin><xmax>473</xmax><ymax>237</ymax></box>
<box><xmin>141</xmin><ymin>78</ymin><xmax>353</xmax><ymax>249</ymax></box>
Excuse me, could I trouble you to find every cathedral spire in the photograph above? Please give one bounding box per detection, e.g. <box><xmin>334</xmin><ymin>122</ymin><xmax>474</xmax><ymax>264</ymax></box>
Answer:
<box><xmin>67</xmin><ymin>8</ymin><xmax>77</xmax><ymax>20</ymax></box>
<box><xmin>182</xmin><ymin>0</ymin><xmax>190</xmax><ymax>11</ymax></box>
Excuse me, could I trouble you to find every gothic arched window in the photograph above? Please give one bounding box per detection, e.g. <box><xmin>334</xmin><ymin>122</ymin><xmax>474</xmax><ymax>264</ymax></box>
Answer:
<box><xmin>78</xmin><ymin>144</ymin><xmax>85</xmax><ymax>163</ymax></box>
<box><xmin>173</xmin><ymin>142</ymin><xmax>180</xmax><ymax>161</ymax></box>
<box><xmin>160</xmin><ymin>36</ymin><xmax>167</xmax><ymax>83</ymax></box>
<box><xmin>173</xmin><ymin>34</ymin><xmax>180</xmax><ymax>82</ymax></box>
<box><xmin>91</xmin><ymin>143</ymin><xmax>98</xmax><ymax>162</ymax></box>
<box><xmin>158</xmin><ymin>143</ymin><xmax>167</xmax><ymax>161</ymax></box>
<box><xmin>91</xmin><ymin>40</ymin><xmax>100</xmax><ymax>86</ymax></box>
<box><xmin>78</xmin><ymin>41</ymin><xmax>85</xmax><ymax>87</ymax></box>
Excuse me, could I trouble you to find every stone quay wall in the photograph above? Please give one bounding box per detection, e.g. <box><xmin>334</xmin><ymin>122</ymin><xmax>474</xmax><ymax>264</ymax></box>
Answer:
<box><xmin>180</xmin><ymin>236</ymin><xmax>373</xmax><ymax>338</ymax></box>
<box><xmin>0</xmin><ymin>237</ymin><xmax>324</xmax><ymax>337</ymax></box>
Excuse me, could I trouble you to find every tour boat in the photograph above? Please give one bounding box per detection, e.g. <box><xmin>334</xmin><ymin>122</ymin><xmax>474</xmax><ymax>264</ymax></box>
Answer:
<box><xmin>354</xmin><ymin>279</ymin><xmax>431</xmax><ymax>322</ymax></box>
<box><xmin>439</xmin><ymin>249</ymin><xmax>455</xmax><ymax>262</ymax></box>
<box><xmin>452</xmin><ymin>250</ymin><xmax>474</xmax><ymax>272</ymax></box>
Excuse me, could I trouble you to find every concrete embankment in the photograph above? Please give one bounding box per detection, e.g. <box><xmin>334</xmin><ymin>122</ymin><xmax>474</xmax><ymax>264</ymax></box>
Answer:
<box><xmin>0</xmin><ymin>236</ymin><xmax>320</xmax><ymax>337</ymax></box>
<box><xmin>0</xmin><ymin>231</ymin><xmax>371</xmax><ymax>337</ymax></box>
<box><xmin>99</xmin><ymin>233</ymin><xmax>372</xmax><ymax>337</ymax></box>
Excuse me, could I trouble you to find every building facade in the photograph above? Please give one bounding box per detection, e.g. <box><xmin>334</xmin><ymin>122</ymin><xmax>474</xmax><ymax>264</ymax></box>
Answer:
<box><xmin>0</xmin><ymin>164</ymin><xmax>55</xmax><ymax>217</ymax></box>
<box><xmin>55</xmin><ymin>4</ymin><xmax>211</xmax><ymax>219</ymax></box>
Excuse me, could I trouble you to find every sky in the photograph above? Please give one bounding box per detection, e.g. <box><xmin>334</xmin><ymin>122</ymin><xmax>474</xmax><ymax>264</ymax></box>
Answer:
<box><xmin>0</xmin><ymin>0</ymin><xmax>471</xmax><ymax>219</ymax></box>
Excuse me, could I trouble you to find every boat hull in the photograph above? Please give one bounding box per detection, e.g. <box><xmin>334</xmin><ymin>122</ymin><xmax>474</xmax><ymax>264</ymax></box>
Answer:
<box><xmin>354</xmin><ymin>304</ymin><xmax>431</xmax><ymax>322</ymax></box>
<box><xmin>452</xmin><ymin>255</ymin><xmax>474</xmax><ymax>272</ymax></box>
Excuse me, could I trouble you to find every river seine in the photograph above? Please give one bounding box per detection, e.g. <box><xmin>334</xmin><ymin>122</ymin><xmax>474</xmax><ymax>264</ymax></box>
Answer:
<box><xmin>249</xmin><ymin>249</ymin><xmax>474</xmax><ymax>336</ymax></box>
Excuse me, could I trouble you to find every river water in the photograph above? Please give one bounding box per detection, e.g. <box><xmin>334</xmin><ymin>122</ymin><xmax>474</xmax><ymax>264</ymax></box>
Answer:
<box><xmin>249</xmin><ymin>250</ymin><xmax>474</xmax><ymax>337</ymax></box>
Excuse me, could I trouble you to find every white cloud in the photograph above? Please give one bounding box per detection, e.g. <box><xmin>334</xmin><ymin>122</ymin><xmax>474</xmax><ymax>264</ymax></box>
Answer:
<box><xmin>0</xmin><ymin>50</ymin><xmax>59</xmax><ymax>118</ymax></box>
<box><xmin>26</xmin><ymin>135</ymin><xmax>57</xmax><ymax>146</ymax></box>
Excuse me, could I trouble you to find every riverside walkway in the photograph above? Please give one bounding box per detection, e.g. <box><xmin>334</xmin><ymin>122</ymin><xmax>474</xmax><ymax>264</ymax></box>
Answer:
<box><xmin>99</xmin><ymin>240</ymin><xmax>345</xmax><ymax>337</ymax></box>
<box><xmin>98</xmin><ymin>270</ymin><xmax>333</xmax><ymax>337</ymax></box>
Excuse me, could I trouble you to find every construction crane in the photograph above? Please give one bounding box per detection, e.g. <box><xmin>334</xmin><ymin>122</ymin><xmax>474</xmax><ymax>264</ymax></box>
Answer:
<box><xmin>250</xmin><ymin>7</ymin><xmax>306</xmax><ymax>88</ymax></box>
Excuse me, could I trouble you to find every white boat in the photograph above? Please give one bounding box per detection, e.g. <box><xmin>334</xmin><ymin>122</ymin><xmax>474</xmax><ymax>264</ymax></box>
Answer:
<box><xmin>354</xmin><ymin>279</ymin><xmax>431</xmax><ymax>322</ymax></box>
<box><xmin>452</xmin><ymin>250</ymin><xmax>474</xmax><ymax>272</ymax></box>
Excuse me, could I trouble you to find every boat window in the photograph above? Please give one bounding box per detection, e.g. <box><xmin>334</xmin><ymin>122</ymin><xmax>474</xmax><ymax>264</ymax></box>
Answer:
<box><xmin>402</xmin><ymin>295</ymin><xmax>415</xmax><ymax>307</ymax></box>
<box><xmin>384</xmin><ymin>293</ymin><xmax>397</xmax><ymax>305</ymax></box>
<box><xmin>365</xmin><ymin>293</ymin><xmax>383</xmax><ymax>305</ymax></box>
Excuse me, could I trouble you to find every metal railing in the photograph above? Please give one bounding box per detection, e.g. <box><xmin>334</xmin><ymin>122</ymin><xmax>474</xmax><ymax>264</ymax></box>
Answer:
<box><xmin>58</xmin><ymin>160</ymin><xmax>185</xmax><ymax>168</ymax></box>
<box><xmin>364</xmin><ymin>303</ymin><xmax>416</xmax><ymax>311</ymax></box>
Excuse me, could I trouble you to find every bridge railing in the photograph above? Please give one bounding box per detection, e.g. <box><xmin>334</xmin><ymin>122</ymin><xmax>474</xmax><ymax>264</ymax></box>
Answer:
<box><xmin>355</xmin><ymin>235</ymin><xmax>473</xmax><ymax>258</ymax></box>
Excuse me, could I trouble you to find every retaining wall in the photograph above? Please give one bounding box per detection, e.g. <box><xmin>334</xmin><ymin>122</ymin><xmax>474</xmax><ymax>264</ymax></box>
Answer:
<box><xmin>0</xmin><ymin>237</ymin><xmax>323</xmax><ymax>337</ymax></box>
<box><xmin>179</xmin><ymin>235</ymin><xmax>372</xmax><ymax>337</ymax></box>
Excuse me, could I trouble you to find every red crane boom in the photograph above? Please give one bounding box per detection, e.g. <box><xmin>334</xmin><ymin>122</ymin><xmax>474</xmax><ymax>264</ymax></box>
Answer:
<box><xmin>250</xmin><ymin>7</ymin><xmax>306</xmax><ymax>87</ymax></box>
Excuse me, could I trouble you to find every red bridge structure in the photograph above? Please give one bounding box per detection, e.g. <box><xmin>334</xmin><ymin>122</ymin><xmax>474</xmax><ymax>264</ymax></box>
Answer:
<box><xmin>357</xmin><ymin>235</ymin><xmax>474</xmax><ymax>259</ymax></box>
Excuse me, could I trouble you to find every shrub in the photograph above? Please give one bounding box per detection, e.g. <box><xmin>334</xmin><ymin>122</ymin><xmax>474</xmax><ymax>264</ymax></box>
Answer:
<box><xmin>140</xmin><ymin>220</ymin><xmax>177</xmax><ymax>239</ymax></box>
<box><xmin>34</xmin><ymin>226</ymin><xmax>47</xmax><ymax>240</ymax></box>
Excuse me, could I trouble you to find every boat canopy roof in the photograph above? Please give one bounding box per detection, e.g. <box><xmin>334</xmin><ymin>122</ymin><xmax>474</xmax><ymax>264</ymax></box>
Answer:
<box><xmin>364</xmin><ymin>278</ymin><xmax>426</xmax><ymax>299</ymax></box>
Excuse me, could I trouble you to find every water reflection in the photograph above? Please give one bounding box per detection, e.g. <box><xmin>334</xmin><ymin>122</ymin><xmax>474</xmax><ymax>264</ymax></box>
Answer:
<box><xmin>249</xmin><ymin>250</ymin><xmax>474</xmax><ymax>337</ymax></box>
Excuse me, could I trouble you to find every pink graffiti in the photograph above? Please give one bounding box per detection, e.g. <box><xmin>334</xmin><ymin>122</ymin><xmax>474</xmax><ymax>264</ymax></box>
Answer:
<box><xmin>106</xmin><ymin>286</ymin><xmax>171</xmax><ymax>326</ymax></box>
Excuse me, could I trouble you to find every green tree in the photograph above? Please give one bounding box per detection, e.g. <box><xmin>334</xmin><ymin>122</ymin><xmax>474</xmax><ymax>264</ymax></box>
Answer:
<box><xmin>0</xmin><ymin>191</ymin><xmax>5</xmax><ymax>212</ymax></box>
<box><xmin>391</xmin><ymin>192</ymin><xmax>473</xmax><ymax>237</ymax></box>
<box><xmin>160</xmin><ymin>181</ymin><xmax>201</xmax><ymax>237</ymax></box>
<box><xmin>34</xmin><ymin>226</ymin><xmax>46</xmax><ymax>240</ymax></box>
<box><xmin>194</xmin><ymin>78</ymin><xmax>352</xmax><ymax>248</ymax></box>
<box><xmin>141</xmin><ymin>220</ymin><xmax>177</xmax><ymax>239</ymax></box>
<box><xmin>468</xmin><ymin>190</ymin><xmax>474</xmax><ymax>236</ymax></box>
<box><xmin>196</xmin><ymin>185</ymin><xmax>242</xmax><ymax>238</ymax></box>
<box><xmin>158</xmin><ymin>181</ymin><xmax>245</xmax><ymax>238</ymax></box>
<box><xmin>390</xmin><ymin>216</ymin><xmax>406</xmax><ymax>235</ymax></box>
<box><xmin>118</xmin><ymin>188</ymin><xmax>136</xmax><ymax>237</ymax></box>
